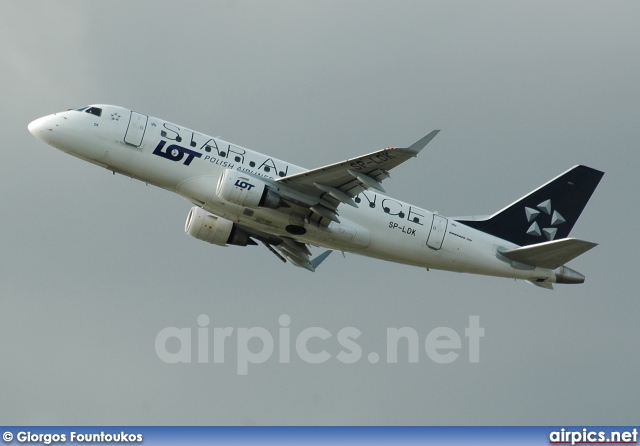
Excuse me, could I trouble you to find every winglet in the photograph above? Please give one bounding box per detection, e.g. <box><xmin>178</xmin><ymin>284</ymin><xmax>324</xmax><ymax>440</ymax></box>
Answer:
<box><xmin>310</xmin><ymin>250</ymin><xmax>332</xmax><ymax>270</ymax></box>
<box><xmin>401</xmin><ymin>130</ymin><xmax>440</xmax><ymax>155</ymax></box>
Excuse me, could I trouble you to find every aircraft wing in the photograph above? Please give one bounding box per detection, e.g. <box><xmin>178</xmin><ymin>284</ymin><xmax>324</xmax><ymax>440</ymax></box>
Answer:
<box><xmin>276</xmin><ymin>130</ymin><xmax>439</xmax><ymax>225</ymax></box>
<box><xmin>237</xmin><ymin>223</ymin><xmax>332</xmax><ymax>272</ymax></box>
<box><xmin>262</xmin><ymin>237</ymin><xmax>332</xmax><ymax>272</ymax></box>
<box><xmin>238</xmin><ymin>130</ymin><xmax>439</xmax><ymax>268</ymax></box>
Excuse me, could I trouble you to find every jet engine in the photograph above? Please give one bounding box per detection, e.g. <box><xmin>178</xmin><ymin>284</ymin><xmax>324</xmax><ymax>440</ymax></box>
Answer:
<box><xmin>216</xmin><ymin>169</ymin><xmax>282</xmax><ymax>208</ymax></box>
<box><xmin>185</xmin><ymin>206</ymin><xmax>255</xmax><ymax>246</ymax></box>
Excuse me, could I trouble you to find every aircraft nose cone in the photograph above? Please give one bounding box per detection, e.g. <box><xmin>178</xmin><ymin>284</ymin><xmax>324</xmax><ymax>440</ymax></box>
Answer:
<box><xmin>28</xmin><ymin>116</ymin><xmax>51</xmax><ymax>142</ymax></box>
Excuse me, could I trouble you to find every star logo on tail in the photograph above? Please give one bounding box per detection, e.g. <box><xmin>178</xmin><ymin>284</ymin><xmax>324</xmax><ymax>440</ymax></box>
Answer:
<box><xmin>525</xmin><ymin>199</ymin><xmax>565</xmax><ymax>240</ymax></box>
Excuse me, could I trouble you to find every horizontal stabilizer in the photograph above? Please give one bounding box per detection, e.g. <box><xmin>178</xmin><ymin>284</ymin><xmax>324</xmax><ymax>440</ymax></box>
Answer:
<box><xmin>500</xmin><ymin>238</ymin><xmax>597</xmax><ymax>269</ymax></box>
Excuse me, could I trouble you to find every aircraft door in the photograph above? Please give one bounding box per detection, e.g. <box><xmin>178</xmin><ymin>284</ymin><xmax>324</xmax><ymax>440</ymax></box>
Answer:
<box><xmin>426</xmin><ymin>215</ymin><xmax>448</xmax><ymax>250</ymax></box>
<box><xmin>124</xmin><ymin>111</ymin><xmax>148</xmax><ymax>147</ymax></box>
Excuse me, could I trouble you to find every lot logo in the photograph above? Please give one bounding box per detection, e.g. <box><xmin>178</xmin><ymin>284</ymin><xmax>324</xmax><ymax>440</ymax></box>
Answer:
<box><xmin>234</xmin><ymin>180</ymin><xmax>255</xmax><ymax>190</ymax></box>
<box><xmin>152</xmin><ymin>141</ymin><xmax>202</xmax><ymax>166</ymax></box>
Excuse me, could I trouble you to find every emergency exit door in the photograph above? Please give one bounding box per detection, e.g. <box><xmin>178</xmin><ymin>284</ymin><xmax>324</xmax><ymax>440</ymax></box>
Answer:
<box><xmin>426</xmin><ymin>215</ymin><xmax>448</xmax><ymax>250</ymax></box>
<box><xmin>124</xmin><ymin>111</ymin><xmax>148</xmax><ymax>147</ymax></box>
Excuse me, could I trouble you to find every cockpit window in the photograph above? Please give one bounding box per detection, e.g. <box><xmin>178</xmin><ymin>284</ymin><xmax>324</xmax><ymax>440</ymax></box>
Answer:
<box><xmin>85</xmin><ymin>107</ymin><xmax>102</xmax><ymax>117</ymax></box>
<box><xmin>73</xmin><ymin>106</ymin><xmax>103</xmax><ymax>117</ymax></box>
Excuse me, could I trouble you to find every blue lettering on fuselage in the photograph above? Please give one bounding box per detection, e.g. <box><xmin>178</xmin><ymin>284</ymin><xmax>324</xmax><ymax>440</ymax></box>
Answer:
<box><xmin>152</xmin><ymin>140</ymin><xmax>202</xmax><ymax>166</ymax></box>
<box><xmin>158</xmin><ymin>123</ymin><xmax>289</xmax><ymax>177</ymax></box>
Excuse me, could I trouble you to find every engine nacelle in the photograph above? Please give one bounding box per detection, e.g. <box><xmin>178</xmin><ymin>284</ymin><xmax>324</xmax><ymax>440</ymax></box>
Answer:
<box><xmin>216</xmin><ymin>169</ymin><xmax>281</xmax><ymax>209</ymax></box>
<box><xmin>184</xmin><ymin>207</ymin><xmax>254</xmax><ymax>246</ymax></box>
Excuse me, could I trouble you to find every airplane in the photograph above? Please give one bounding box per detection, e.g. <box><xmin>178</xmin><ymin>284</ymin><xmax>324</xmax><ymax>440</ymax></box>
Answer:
<box><xmin>28</xmin><ymin>105</ymin><xmax>604</xmax><ymax>289</ymax></box>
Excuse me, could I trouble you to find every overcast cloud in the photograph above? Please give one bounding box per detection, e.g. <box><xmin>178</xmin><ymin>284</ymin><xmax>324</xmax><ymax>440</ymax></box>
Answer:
<box><xmin>1</xmin><ymin>0</ymin><xmax>638</xmax><ymax>425</ymax></box>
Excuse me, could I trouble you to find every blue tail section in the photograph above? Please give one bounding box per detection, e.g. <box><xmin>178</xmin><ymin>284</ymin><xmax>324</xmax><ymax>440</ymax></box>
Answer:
<box><xmin>457</xmin><ymin>165</ymin><xmax>604</xmax><ymax>246</ymax></box>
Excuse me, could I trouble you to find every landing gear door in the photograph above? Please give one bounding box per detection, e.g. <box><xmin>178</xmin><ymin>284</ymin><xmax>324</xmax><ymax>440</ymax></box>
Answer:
<box><xmin>427</xmin><ymin>215</ymin><xmax>448</xmax><ymax>250</ymax></box>
<box><xmin>124</xmin><ymin>111</ymin><xmax>148</xmax><ymax>147</ymax></box>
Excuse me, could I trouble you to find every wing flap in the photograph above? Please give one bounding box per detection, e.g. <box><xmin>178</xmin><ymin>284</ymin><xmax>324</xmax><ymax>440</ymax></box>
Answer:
<box><xmin>500</xmin><ymin>238</ymin><xmax>598</xmax><ymax>269</ymax></box>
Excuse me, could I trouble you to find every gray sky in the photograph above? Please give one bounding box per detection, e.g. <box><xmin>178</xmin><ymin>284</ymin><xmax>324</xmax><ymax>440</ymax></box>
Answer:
<box><xmin>1</xmin><ymin>0</ymin><xmax>639</xmax><ymax>425</ymax></box>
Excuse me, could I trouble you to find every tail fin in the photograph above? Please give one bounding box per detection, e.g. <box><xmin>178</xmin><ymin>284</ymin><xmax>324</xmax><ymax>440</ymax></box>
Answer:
<box><xmin>457</xmin><ymin>165</ymin><xmax>604</xmax><ymax>246</ymax></box>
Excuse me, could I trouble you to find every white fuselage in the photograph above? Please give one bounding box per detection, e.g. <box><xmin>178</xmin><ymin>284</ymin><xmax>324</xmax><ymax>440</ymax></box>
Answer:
<box><xmin>28</xmin><ymin>105</ymin><xmax>557</xmax><ymax>282</ymax></box>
